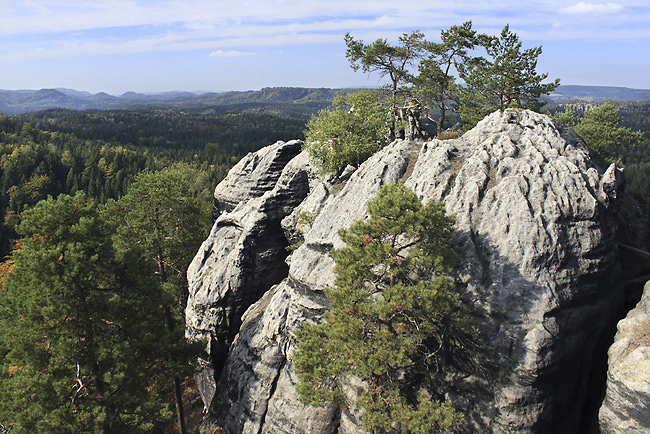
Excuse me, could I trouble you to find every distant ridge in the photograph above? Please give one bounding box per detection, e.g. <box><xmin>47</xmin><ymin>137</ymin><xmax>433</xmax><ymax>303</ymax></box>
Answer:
<box><xmin>0</xmin><ymin>87</ymin><xmax>352</xmax><ymax>115</ymax></box>
<box><xmin>1</xmin><ymin>85</ymin><xmax>648</xmax><ymax>115</ymax></box>
<box><xmin>545</xmin><ymin>85</ymin><xmax>650</xmax><ymax>102</ymax></box>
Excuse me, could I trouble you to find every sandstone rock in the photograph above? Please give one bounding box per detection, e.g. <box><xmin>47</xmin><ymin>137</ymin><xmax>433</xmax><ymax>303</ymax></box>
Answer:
<box><xmin>405</xmin><ymin>109</ymin><xmax>626</xmax><ymax>431</ymax></box>
<box><xmin>599</xmin><ymin>280</ymin><xmax>650</xmax><ymax>433</ymax></box>
<box><xmin>212</xmin><ymin>139</ymin><xmax>304</xmax><ymax>217</ymax></box>
<box><xmin>189</xmin><ymin>110</ymin><xmax>644</xmax><ymax>433</ymax></box>
<box><xmin>185</xmin><ymin>140</ymin><xmax>312</xmax><ymax>409</ymax></box>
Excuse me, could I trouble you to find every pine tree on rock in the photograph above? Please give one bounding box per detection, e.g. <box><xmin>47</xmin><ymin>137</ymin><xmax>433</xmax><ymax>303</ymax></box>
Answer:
<box><xmin>294</xmin><ymin>182</ymin><xmax>475</xmax><ymax>434</ymax></box>
<box><xmin>458</xmin><ymin>24</ymin><xmax>560</xmax><ymax>127</ymax></box>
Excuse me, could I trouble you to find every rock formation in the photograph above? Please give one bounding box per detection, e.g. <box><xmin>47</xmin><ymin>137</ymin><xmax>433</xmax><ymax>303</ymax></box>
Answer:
<box><xmin>186</xmin><ymin>110</ymin><xmax>648</xmax><ymax>433</ymax></box>
<box><xmin>599</xmin><ymin>280</ymin><xmax>650</xmax><ymax>433</ymax></box>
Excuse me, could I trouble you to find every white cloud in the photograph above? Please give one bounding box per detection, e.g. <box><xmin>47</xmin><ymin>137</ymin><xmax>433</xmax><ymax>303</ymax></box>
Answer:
<box><xmin>209</xmin><ymin>49</ymin><xmax>257</xmax><ymax>57</ymax></box>
<box><xmin>560</xmin><ymin>2</ymin><xmax>624</xmax><ymax>15</ymax></box>
<box><xmin>1</xmin><ymin>0</ymin><xmax>648</xmax><ymax>62</ymax></box>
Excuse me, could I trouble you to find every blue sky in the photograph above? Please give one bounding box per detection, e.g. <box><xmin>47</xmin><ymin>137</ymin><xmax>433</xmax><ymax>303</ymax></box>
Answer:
<box><xmin>1</xmin><ymin>1</ymin><xmax>649</xmax><ymax>95</ymax></box>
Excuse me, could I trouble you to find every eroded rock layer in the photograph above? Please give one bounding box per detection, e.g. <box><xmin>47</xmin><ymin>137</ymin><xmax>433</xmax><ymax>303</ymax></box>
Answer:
<box><xmin>187</xmin><ymin>110</ymin><xmax>645</xmax><ymax>433</ymax></box>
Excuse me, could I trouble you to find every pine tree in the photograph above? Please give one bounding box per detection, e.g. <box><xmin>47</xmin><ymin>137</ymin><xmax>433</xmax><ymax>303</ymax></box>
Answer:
<box><xmin>0</xmin><ymin>193</ymin><xmax>178</xmax><ymax>433</ymax></box>
<box><xmin>106</xmin><ymin>166</ymin><xmax>210</xmax><ymax>434</ymax></box>
<box><xmin>567</xmin><ymin>103</ymin><xmax>643</xmax><ymax>154</ymax></box>
<box><xmin>294</xmin><ymin>182</ymin><xmax>474</xmax><ymax>433</ymax></box>
<box><xmin>413</xmin><ymin>21</ymin><xmax>479</xmax><ymax>133</ymax></box>
<box><xmin>458</xmin><ymin>24</ymin><xmax>560</xmax><ymax>127</ymax></box>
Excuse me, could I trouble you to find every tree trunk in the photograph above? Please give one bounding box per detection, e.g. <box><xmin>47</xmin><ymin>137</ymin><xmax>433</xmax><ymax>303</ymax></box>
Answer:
<box><xmin>159</xmin><ymin>253</ymin><xmax>187</xmax><ymax>434</ymax></box>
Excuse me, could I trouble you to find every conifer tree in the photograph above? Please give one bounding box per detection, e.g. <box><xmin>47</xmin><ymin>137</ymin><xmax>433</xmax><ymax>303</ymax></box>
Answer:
<box><xmin>413</xmin><ymin>21</ymin><xmax>479</xmax><ymax>133</ymax></box>
<box><xmin>294</xmin><ymin>182</ymin><xmax>474</xmax><ymax>433</ymax></box>
<box><xmin>554</xmin><ymin>103</ymin><xmax>644</xmax><ymax>154</ymax></box>
<box><xmin>458</xmin><ymin>24</ymin><xmax>560</xmax><ymax>127</ymax></box>
<box><xmin>0</xmin><ymin>193</ymin><xmax>178</xmax><ymax>433</ymax></box>
<box><xmin>345</xmin><ymin>31</ymin><xmax>425</xmax><ymax>139</ymax></box>
<box><xmin>106</xmin><ymin>167</ymin><xmax>209</xmax><ymax>434</ymax></box>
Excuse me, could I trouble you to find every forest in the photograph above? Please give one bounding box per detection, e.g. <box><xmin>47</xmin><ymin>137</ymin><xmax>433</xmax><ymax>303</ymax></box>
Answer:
<box><xmin>0</xmin><ymin>106</ymin><xmax>309</xmax><ymax>433</ymax></box>
<box><xmin>0</xmin><ymin>108</ymin><xmax>307</xmax><ymax>256</ymax></box>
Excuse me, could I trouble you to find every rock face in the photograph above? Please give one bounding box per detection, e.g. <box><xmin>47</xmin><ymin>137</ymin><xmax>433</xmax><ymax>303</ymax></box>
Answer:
<box><xmin>186</xmin><ymin>110</ymin><xmax>646</xmax><ymax>433</ymax></box>
<box><xmin>599</xmin><ymin>280</ymin><xmax>650</xmax><ymax>433</ymax></box>
<box><xmin>185</xmin><ymin>139</ymin><xmax>315</xmax><ymax>408</ymax></box>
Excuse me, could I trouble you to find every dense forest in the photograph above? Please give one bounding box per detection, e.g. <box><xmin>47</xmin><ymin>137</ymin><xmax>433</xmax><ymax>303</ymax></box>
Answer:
<box><xmin>0</xmin><ymin>108</ymin><xmax>307</xmax><ymax>257</ymax></box>
<box><xmin>0</xmin><ymin>106</ymin><xmax>309</xmax><ymax>433</ymax></box>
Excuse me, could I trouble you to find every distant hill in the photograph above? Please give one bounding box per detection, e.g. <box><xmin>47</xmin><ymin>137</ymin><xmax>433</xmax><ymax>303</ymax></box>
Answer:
<box><xmin>0</xmin><ymin>87</ymin><xmax>352</xmax><ymax>116</ymax></box>
<box><xmin>545</xmin><ymin>85</ymin><xmax>650</xmax><ymax>103</ymax></box>
<box><xmin>2</xmin><ymin>85</ymin><xmax>649</xmax><ymax>116</ymax></box>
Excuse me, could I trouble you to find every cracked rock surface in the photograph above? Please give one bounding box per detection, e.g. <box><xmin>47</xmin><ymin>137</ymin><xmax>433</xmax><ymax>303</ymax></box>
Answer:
<box><xmin>599</xmin><ymin>280</ymin><xmax>650</xmax><ymax>433</ymax></box>
<box><xmin>188</xmin><ymin>110</ymin><xmax>647</xmax><ymax>433</ymax></box>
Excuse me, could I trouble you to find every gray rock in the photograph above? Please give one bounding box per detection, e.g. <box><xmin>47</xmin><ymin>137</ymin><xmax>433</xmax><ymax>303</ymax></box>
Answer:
<box><xmin>405</xmin><ymin>109</ymin><xmax>626</xmax><ymax>431</ymax></box>
<box><xmin>599</xmin><ymin>280</ymin><xmax>650</xmax><ymax>433</ymax></box>
<box><xmin>212</xmin><ymin>139</ymin><xmax>304</xmax><ymax>217</ymax></box>
<box><xmin>189</xmin><ymin>110</ymin><xmax>644</xmax><ymax>433</ymax></box>
<box><xmin>185</xmin><ymin>140</ymin><xmax>311</xmax><ymax>409</ymax></box>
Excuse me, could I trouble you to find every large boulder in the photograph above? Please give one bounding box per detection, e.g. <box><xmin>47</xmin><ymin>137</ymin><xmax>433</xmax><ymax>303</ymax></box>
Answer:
<box><xmin>599</xmin><ymin>280</ymin><xmax>650</xmax><ymax>433</ymax></box>
<box><xmin>189</xmin><ymin>110</ymin><xmax>645</xmax><ymax>433</ymax></box>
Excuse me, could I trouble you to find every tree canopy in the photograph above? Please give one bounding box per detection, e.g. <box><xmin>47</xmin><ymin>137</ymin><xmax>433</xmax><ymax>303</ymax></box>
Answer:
<box><xmin>457</xmin><ymin>24</ymin><xmax>560</xmax><ymax>126</ymax></box>
<box><xmin>294</xmin><ymin>182</ymin><xmax>474</xmax><ymax>433</ymax></box>
<box><xmin>341</xmin><ymin>23</ymin><xmax>559</xmax><ymax>135</ymax></box>
<box><xmin>106</xmin><ymin>166</ymin><xmax>210</xmax><ymax>433</ymax></box>
<box><xmin>345</xmin><ymin>31</ymin><xmax>425</xmax><ymax>110</ymax></box>
<box><xmin>554</xmin><ymin>103</ymin><xmax>644</xmax><ymax>155</ymax></box>
<box><xmin>413</xmin><ymin>21</ymin><xmax>479</xmax><ymax>132</ymax></box>
<box><xmin>303</xmin><ymin>90</ymin><xmax>391</xmax><ymax>175</ymax></box>
<box><xmin>0</xmin><ymin>193</ymin><xmax>190</xmax><ymax>433</ymax></box>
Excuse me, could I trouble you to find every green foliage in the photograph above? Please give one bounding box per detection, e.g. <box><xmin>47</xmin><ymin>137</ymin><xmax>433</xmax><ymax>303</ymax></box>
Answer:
<box><xmin>345</xmin><ymin>31</ymin><xmax>426</xmax><ymax>140</ymax></box>
<box><xmin>106</xmin><ymin>166</ymin><xmax>210</xmax><ymax>431</ymax></box>
<box><xmin>570</xmin><ymin>103</ymin><xmax>644</xmax><ymax>153</ymax></box>
<box><xmin>0</xmin><ymin>193</ymin><xmax>187</xmax><ymax>433</ymax></box>
<box><xmin>546</xmin><ymin>101</ymin><xmax>650</xmax><ymax>201</ymax></box>
<box><xmin>345</xmin><ymin>31</ymin><xmax>425</xmax><ymax>107</ymax></box>
<box><xmin>343</xmin><ymin>23</ymin><xmax>558</xmax><ymax>136</ymax></box>
<box><xmin>413</xmin><ymin>21</ymin><xmax>479</xmax><ymax>132</ymax></box>
<box><xmin>303</xmin><ymin>90</ymin><xmax>390</xmax><ymax>174</ymax></box>
<box><xmin>0</xmin><ymin>108</ymin><xmax>301</xmax><ymax>257</ymax></box>
<box><xmin>294</xmin><ymin>182</ymin><xmax>472</xmax><ymax>433</ymax></box>
<box><xmin>457</xmin><ymin>24</ymin><xmax>560</xmax><ymax>127</ymax></box>
<box><xmin>106</xmin><ymin>165</ymin><xmax>210</xmax><ymax>319</ymax></box>
<box><xmin>552</xmin><ymin>105</ymin><xmax>580</xmax><ymax>127</ymax></box>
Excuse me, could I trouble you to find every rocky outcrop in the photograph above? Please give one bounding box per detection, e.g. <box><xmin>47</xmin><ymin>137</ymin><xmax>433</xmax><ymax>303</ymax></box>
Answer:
<box><xmin>187</xmin><ymin>110</ymin><xmax>647</xmax><ymax>433</ymax></box>
<box><xmin>185</xmin><ymin>139</ymin><xmax>315</xmax><ymax>409</ymax></box>
<box><xmin>599</xmin><ymin>280</ymin><xmax>650</xmax><ymax>433</ymax></box>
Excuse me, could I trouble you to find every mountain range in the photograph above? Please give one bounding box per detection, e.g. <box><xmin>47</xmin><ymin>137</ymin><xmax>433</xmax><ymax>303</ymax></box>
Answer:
<box><xmin>1</xmin><ymin>85</ymin><xmax>649</xmax><ymax>116</ymax></box>
<box><xmin>0</xmin><ymin>87</ymin><xmax>350</xmax><ymax>116</ymax></box>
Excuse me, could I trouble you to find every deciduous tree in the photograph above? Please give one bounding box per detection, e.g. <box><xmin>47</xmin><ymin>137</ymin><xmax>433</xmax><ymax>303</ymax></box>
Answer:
<box><xmin>303</xmin><ymin>90</ymin><xmax>390</xmax><ymax>174</ymax></box>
